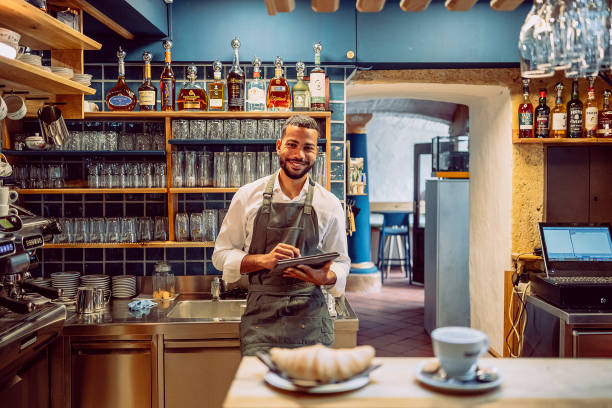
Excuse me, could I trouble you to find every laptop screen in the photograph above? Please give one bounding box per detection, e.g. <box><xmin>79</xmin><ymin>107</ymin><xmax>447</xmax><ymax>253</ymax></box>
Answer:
<box><xmin>542</xmin><ymin>226</ymin><xmax>612</xmax><ymax>262</ymax></box>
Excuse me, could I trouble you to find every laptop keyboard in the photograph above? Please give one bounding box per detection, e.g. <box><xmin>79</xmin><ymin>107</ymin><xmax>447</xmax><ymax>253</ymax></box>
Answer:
<box><xmin>545</xmin><ymin>276</ymin><xmax>612</xmax><ymax>285</ymax></box>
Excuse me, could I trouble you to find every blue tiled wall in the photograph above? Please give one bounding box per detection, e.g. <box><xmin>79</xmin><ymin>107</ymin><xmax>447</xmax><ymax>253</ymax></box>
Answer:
<box><xmin>34</xmin><ymin>62</ymin><xmax>347</xmax><ymax>277</ymax></box>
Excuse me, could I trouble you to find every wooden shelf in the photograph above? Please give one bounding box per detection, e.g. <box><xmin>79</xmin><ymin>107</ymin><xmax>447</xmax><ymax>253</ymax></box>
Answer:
<box><xmin>84</xmin><ymin>111</ymin><xmax>332</xmax><ymax>119</ymax></box>
<box><xmin>18</xmin><ymin>188</ymin><xmax>167</xmax><ymax>194</ymax></box>
<box><xmin>2</xmin><ymin>150</ymin><xmax>165</xmax><ymax>157</ymax></box>
<box><xmin>435</xmin><ymin>171</ymin><xmax>470</xmax><ymax>179</ymax></box>
<box><xmin>511</xmin><ymin>253</ymin><xmax>543</xmax><ymax>262</ymax></box>
<box><xmin>44</xmin><ymin>241</ymin><xmax>215</xmax><ymax>249</ymax></box>
<box><xmin>0</xmin><ymin>56</ymin><xmax>96</xmax><ymax>95</ymax></box>
<box><xmin>169</xmin><ymin>188</ymin><xmax>239</xmax><ymax>194</ymax></box>
<box><xmin>168</xmin><ymin>139</ymin><xmax>327</xmax><ymax>146</ymax></box>
<box><xmin>513</xmin><ymin>137</ymin><xmax>612</xmax><ymax>144</ymax></box>
<box><xmin>0</xmin><ymin>0</ymin><xmax>101</xmax><ymax>50</ymax></box>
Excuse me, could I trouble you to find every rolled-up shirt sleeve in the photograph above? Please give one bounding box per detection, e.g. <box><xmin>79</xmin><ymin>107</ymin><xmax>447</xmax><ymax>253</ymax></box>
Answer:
<box><xmin>321</xmin><ymin>201</ymin><xmax>350</xmax><ymax>297</ymax></box>
<box><xmin>212</xmin><ymin>190</ymin><xmax>248</xmax><ymax>283</ymax></box>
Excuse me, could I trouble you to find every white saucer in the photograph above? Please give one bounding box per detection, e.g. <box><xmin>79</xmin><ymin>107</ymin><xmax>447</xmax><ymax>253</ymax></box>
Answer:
<box><xmin>415</xmin><ymin>361</ymin><xmax>502</xmax><ymax>393</ymax></box>
<box><xmin>264</xmin><ymin>371</ymin><xmax>370</xmax><ymax>394</ymax></box>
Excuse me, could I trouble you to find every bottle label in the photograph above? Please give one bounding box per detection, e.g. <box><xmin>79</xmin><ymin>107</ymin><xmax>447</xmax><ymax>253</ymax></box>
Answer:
<box><xmin>247</xmin><ymin>87</ymin><xmax>265</xmax><ymax>104</ymax></box>
<box><xmin>161</xmin><ymin>78</ymin><xmax>174</xmax><ymax>108</ymax></box>
<box><xmin>518</xmin><ymin>112</ymin><xmax>533</xmax><ymax>130</ymax></box>
<box><xmin>228</xmin><ymin>78</ymin><xmax>244</xmax><ymax>108</ymax></box>
<box><xmin>293</xmin><ymin>90</ymin><xmax>308</xmax><ymax>108</ymax></box>
<box><xmin>535</xmin><ymin>113</ymin><xmax>549</xmax><ymax>136</ymax></box>
<box><xmin>108</xmin><ymin>94</ymin><xmax>132</xmax><ymax>107</ymax></box>
<box><xmin>552</xmin><ymin>113</ymin><xmax>567</xmax><ymax>130</ymax></box>
<box><xmin>585</xmin><ymin>107</ymin><xmax>598</xmax><ymax>130</ymax></box>
<box><xmin>271</xmin><ymin>86</ymin><xmax>286</xmax><ymax>92</ymax></box>
<box><xmin>139</xmin><ymin>90</ymin><xmax>156</xmax><ymax>106</ymax></box>
<box><xmin>183</xmin><ymin>101</ymin><xmax>200</xmax><ymax>109</ymax></box>
<box><xmin>310</xmin><ymin>72</ymin><xmax>325</xmax><ymax>104</ymax></box>
<box><xmin>568</xmin><ymin>108</ymin><xmax>583</xmax><ymax>134</ymax></box>
<box><xmin>210</xmin><ymin>98</ymin><xmax>223</xmax><ymax>108</ymax></box>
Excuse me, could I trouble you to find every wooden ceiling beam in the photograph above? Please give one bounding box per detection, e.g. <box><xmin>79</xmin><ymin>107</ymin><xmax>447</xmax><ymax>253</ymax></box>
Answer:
<box><xmin>48</xmin><ymin>0</ymin><xmax>134</xmax><ymax>40</ymax></box>
<box><xmin>445</xmin><ymin>0</ymin><xmax>478</xmax><ymax>11</ymax></box>
<box><xmin>274</xmin><ymin>0</ymin><xmax>295</xmax><ymax>13</ymax></box>
<box><xmin>312</xmin><ymin>0</ymin><xmax>340</xmax><ymax>12</ymax></box>
<box><xmin>399</xmin><ymin>0</ymin><xmax>432</xmax><ymax>12</ymax></box>
<box><xmin>356</xmin><ymin>0</ymin><xmax>386</xmax><ymax>12</ymax></box>
<box><xmin>490</xmin><ymin>0</ymin><xmax>524</xmax><ymax>11</ymax></box>
<box><xmin>264</xmin><ymin>0</ymin><xmax>277</xmax><ymax>15</ymax></box>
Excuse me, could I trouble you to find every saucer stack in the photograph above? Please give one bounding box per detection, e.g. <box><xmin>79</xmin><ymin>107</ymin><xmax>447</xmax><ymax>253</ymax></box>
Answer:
<box><xmin>18</xmin><ymin>54</ymin><xmax>42</xmax><ymax>67</ymax></box>
<box><xmin>81</xmin><ymin>274</ymin><xmax>111</xmax><ymax>297</ymax></box>
<box><xmin>50</xmin><ymin>66</ymin><xmax>74</xmax><ymax>79</ymax></box>
<box><xmin>32</xmin><ymin>277</ymin><xmax>51</xmax><ymax>287</ymax></box>
<box><xmin>112</xmin><ymin>275</ymin><xmax>136</xmax><ymax>299</ymax></box>
<box><xmin>51</xmin><ymin>271</ymin><xmax>81</xmax><ymax>299</ymax></box>
<box><xmin>72</xmin><ymin>73</ymin><xmax>92</xmax><ymax>87</ymax></box>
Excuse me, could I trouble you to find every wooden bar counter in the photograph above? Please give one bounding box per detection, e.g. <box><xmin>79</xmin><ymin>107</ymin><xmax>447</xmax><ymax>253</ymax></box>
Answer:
<box><xmin>223</xmin><ymin>357</ymin><xmax>612</xmax><ymax>407</ymax></box>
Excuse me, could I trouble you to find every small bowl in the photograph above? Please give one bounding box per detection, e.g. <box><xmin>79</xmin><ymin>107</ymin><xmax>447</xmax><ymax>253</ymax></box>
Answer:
<box><xmin>25</xmin><ymin>138</ymin><xmax>47</xmax><ymax>150</ymax></box>
<box><xmin>0</xmin><ymin>28</ymin><xmax>20</xmax><ymax>49</ymax></box>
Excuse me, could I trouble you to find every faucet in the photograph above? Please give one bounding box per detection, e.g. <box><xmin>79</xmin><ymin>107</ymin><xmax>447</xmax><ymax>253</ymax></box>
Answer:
<box><xmin>211</xmin><ymin>277</ymin><xmax>221</xmax><ymax>301</ymax></box>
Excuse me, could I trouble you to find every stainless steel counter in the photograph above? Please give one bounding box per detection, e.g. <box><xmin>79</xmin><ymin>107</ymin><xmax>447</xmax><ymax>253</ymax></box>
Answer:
<box><xmin>526</xmin><ymin>294</ymin><xmax>612</xmax><ymax>325</ymax></box>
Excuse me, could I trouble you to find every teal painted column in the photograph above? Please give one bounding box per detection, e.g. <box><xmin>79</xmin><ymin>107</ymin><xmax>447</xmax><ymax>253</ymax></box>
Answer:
<box><xmin>347</xmin><ymin>123</ymin><xmax>378</xmax><ymax>279</ymax></box>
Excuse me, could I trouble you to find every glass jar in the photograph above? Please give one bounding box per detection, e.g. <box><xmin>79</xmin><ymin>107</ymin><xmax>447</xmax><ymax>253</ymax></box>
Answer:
<box><xmin>153</xmin><ymin>261</ymin><xmax>175</xmax><ymax>299</ymax></box>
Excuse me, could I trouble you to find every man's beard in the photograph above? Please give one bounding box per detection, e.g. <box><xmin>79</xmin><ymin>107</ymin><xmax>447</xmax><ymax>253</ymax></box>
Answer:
<box><xmin>279</xmin><ymin>156</ymin><xmax>314</xmax><ymax>179</ymax></box>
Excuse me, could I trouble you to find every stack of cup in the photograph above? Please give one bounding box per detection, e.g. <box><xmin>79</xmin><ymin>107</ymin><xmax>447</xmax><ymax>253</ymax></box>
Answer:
<box><xmin>0</xmin><ymin>187</ymin><xmax>18</xmax><ymax>216</ymax></box>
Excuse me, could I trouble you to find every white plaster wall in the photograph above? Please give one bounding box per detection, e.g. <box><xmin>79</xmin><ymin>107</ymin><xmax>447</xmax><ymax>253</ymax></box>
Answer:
<box><xmin>366</xmin><ymin>113</ymin><xmax>450</xmax><ymax>203</ymax></box>
<box><xmin>348</xmin><ymin>83</ymin><xmax>513</xmax><ymax>354</ymax></box>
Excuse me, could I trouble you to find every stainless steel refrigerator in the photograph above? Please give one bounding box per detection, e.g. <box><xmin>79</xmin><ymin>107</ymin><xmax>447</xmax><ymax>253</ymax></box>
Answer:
<box><xmin>424</xmin><ymin>179</ymin><xmax>470</xmax><ymax>333</ymax></box>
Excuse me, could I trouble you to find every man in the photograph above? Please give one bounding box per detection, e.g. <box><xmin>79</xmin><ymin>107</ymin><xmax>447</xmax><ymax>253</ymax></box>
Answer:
<box><xmin>212</xmin><ymin>114</ymin><xmax>350</xmax><ymax>356</ymax></box>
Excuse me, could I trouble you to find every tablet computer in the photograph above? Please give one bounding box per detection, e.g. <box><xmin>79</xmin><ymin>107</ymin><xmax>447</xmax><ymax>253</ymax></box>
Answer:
<box><xmin>270</xmin><ymin>252</ymin><xmax>340</xmax><ymax>274</ymax></box>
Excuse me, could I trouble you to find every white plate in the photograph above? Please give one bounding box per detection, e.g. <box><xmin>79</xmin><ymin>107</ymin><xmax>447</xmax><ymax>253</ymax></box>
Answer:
<box><xmin>415</xmin><ymin>361</ymin><xmax>502</xmax><ymax>393</ymax></box>
<box><xmin>264</xmin><ymin>371</ymin><xmax>370</xmax><ymax>394</ymax></box>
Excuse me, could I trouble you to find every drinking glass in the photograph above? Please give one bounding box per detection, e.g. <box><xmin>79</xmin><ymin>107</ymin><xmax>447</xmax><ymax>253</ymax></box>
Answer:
<box><xmin>131</xmin><ymin>162</ymin><xmax>141</xmax><ymax>188</ymax></box>
<box><xmin>138</xmin><ymin>217</ymin><xmax>154</xmax><ymax>242</ymax></box>
<box><xmin>228</xmin><ymin>152</ymin><xmax>242</xmax><ymax>187</ymax></box>
<box><xmin>518</xmin><ymin>0</ymin><xmax>554</xmax><ymax>78</ymax></box>
<box><xmin>275</xmin><ymin>119</ymin><xmax>285</xmax><ymax>139</ymax></box>
<box><xmin>119</xmin><ymin>132</ymin><xmax>134</xmax><ymax>150</ymax></box>
<box><xmin>242</xmin><ymin>151</ymin><xmax>256</xmax><ymax>185</ymax></box>
<box><xmin>175</xmin><ymin>213</ymin><xmax>190</xmax><ymax>241</ymax></box>
<box><xmin>55</xmin><ymin>218</ymin><xmax>70</xmax><ymax>243</ymax></box>
<box><xmin>154</xmin><ymin>162</ymin><xmax>167</xmax><ymax>188</ymax></box>
<box><xmin>241</xmin><ymin>119</ymin><xmax>258</xmax><ymax>140</ymax></box>
<box><xmin>202</xmin><ymin>209</ymin><xmax>218</xmax><ymax>241</ymax></box>
<box><xmin>258</xmin><ymin>119</ymin><xmax>275</xmax><ymax>140</ymax></box>
<box><xmin>120</xmin><ymin>217</ymin><xmax>137</xmax><ymax>243</ymax></box>
<box><xmin>214</xmin><ymin>152</ymin><xmax>227</xmax><ymax>187</ymax></box>
<box><xmin>313</xmin><ymin>152</ymin><xmax>326</xmax><ymax>186</ymax></box>
<box><xmin>154</xmin><ymin>216</ymin><xmax>168</xmax><ymax>241</ymax></box>
<box><xmin>28</xmin><ymin>165</ymin><xmax>42</xmax><ymax>188</ymax></box>
<box><xmin>190</xmin><ymin>120</ymin><xmax>207</xmax><ymax>140</ymax></box>
<box><xmin>105</xmin><ymin>131</ymin><xmax>118</xmax><ymax>151</ymax></box>
<box><xmin>89</xmin><ymin>218</ymin><xmax>105</xmax><ymax>243</ymax></box>
<box><xmin>196</xmin><ymin>151</ymin><xmax>213</xmax><ymax>187</ymax></box>
<box><xmin>172</xmin><ymin>119</ymin><xmax>189</xmax><ymax>139</ymax></box>
<box><xmin>271</xmin><ymin>152</ymin><xmax>280</xmax><ymax>174</ymax></box>
<box><xmin>184</xmin><ymin>151</ymin><xmax>196</xmax><ymax>187</ymax></box>
<box><xmin>111</xmin><ymin>163</ymin><xmax>121</xmax><ymax>188</ymax></box>
<box><xmin>256</xmin><ymin>151</ymin><xmax>271</xmax><ymax>179</ymax></box>
<box><xmin>105</xmin><ymin>217</ymin><xmax>120</xmax><ymax>243</ymax></box>
<box><xmin>189</xmin><ymin>212</ymin><xmax>204</xmax><ymax>241</ymax></box>
<box><xmin>224</xmin><ymin>119</ymin><xmax>241</xmax><ymax>140</ymax></box>
<box><xmin>135</xmin><ymin>133</ymin><xmax>152</xmax><ymax>150</ymax></box>
<box><xmin>172</xmin><ymin>151</ymin><xmax>185</xmax><ymax>187</ymax></box>
<box><xmin>142</xmin><ymin>163</ymin><xmax>154</xmax><ymax>188</ymax></box>
<box><xmin>207</xmin><ymin>120</ymin><xmax>223</xmax><ymax>139</ymax></box>
<box><xmin>48</xmin><ymin>164</ymin><xmax>64</xmax><ymax>188</ymax></box>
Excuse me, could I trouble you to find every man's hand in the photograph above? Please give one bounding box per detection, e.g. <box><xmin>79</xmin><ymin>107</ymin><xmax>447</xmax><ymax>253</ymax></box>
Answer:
<box><xmin>282</xmin><ymin>261</ymin><xmax>337</xmax><ymax>285</ymax></box>
<box><xmin>240</xmin><ymin>243</ymin><xmax>300</xmax><ymax>274</ymax></box>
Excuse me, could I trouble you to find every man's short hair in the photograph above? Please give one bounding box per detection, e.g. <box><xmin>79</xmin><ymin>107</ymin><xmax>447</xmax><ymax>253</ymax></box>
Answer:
<box><xmin>280</xmin><ymin>114</ymin><xmax>320</xmax><ymax>139</ymax></box>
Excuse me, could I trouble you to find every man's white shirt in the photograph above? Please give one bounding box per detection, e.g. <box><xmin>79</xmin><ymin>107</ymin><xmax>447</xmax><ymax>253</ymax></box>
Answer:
<box><xmin>212</xmin><ymin>172</ymin><xmax>350</xmax><ymax>297</ymax></box>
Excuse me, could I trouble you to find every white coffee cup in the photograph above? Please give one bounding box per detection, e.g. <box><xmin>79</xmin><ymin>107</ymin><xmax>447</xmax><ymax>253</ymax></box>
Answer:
<box><xmin>0</xmin><ymin>187</ymin><xmax>18</xmax><ymax>205</ymax></box>
<box><xmin>0</xmin><ymin>205</ymin><xmax>18</xmax><ymax>216</ymax></box>
<box><xmin>0</xmin><ymin>96</ymin><xmax>6</xmax><ymax>121</ymax></box>
<box><xmin>4</xmin><ymin>95</ymin><xmax>27</xmax><ymax>121</ymax></box>
<box><xmin>431</xmin><ymin>326</ymin><xmax>489</xmax><ymax>381</ymax></box>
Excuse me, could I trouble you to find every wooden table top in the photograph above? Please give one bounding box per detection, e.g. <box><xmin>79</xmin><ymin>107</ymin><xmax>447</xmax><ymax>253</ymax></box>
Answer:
<box><xmin>223</xmin><ymin>357</ymin><xmax>612</xmax><ymax>408</ymax></box>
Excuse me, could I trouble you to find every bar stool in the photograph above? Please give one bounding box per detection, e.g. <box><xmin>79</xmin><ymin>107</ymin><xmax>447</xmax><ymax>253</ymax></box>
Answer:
<box><xmin>377</xmin><ymin>212</ymin><xmax>412</xmax><ymax>284</ymax></box>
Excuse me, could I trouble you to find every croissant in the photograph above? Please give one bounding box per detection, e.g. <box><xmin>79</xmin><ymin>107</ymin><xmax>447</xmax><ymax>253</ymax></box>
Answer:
<box><xmin>269</xmin><ymin>344</ymin><xmax>375</xmax><ymax>382</ymax></box>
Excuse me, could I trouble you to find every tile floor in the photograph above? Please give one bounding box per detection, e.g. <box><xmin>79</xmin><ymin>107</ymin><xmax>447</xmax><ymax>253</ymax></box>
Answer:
<box><xmin>345</xmin><ymin>269</ymin><xmax>434</xmax><ymax>357</ymax></box>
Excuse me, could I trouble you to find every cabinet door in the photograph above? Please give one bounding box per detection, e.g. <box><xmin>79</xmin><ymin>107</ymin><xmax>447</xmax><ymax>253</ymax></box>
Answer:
<box><xmin>71</xmin><ymin>341</ymin><xmax>152</xmax><ymax>408</ymax></box>
<box><xmin>573</xmin><ymin>330</ymin><xmax>612</xmax><ymax>357</ymax></box>
<box><xmin>164</xmin><ymin>339</ymin><xmax>241</xmax><ymax>408</ymax></box>
<box><xmin>589</xmin><ymin>147</ymin><xmax>612</xmax><ymax>222</ymax></box>
<box><xmin>546</xmin><ymin>147</ymin><xmax>590</xmax><ymax>222</ymax></box>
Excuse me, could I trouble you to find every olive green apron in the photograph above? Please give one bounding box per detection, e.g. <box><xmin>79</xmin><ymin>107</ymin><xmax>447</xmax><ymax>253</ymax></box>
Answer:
<box><xmin>239</xmin><ymin>173</ymin><xmax>334</xmax><ymax>356</ymax></box>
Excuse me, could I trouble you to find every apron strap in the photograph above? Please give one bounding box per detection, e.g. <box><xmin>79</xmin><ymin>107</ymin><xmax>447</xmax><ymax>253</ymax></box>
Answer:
<box><xmin>303</xmin><ymin>177</ymin><xmax>315</xmax><ymax>215</ymax></box>
<box><xmin>261</xmin><ymin>173</ymin><xmax>276</xmax><ymax>214</ymax></box>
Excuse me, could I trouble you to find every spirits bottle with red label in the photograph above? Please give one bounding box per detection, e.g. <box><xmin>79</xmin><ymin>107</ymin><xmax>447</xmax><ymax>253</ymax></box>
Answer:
<box><xmin>518</xmin><ymin>78</ymin><xmax>533</xmax><ymax>138</ymax></box>
<box><xmin>534</xmin><ymin>88</ymin><xmax>550</xmax><ymax>138</ymax></box>
<box><xmin>106</xmin><ymin>47</ymin><xmax>137</xmax><ymax>111</ymax></box>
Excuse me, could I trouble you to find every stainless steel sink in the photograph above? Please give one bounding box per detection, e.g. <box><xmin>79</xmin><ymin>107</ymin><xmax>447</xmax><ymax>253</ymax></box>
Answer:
<box><xmin>167</xmin><ymin>300</ymin><xmax>246</xmax><ymax>320</ymax></box>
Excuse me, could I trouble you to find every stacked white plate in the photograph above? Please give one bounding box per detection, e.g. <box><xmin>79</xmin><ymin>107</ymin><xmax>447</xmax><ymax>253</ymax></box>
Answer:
<box><xmin>112</xmin><ymin>275</ymin><xmax>136</xmax><ymax>299</ymax></box>
<box><xmin>51</xmin><ymin>271</ymin><xmax>81</xmax><ymax>299</ymax></box>
<box><xmin>40</xmin><ymin>66</ymin><xmax>51</xmax><ymax>72</ymax></box>
<box><xmin>31</xmin><ymin>277</ymin><xmax>51</xmax><ymax>287</ymax></box>
<box><xmin>72</xmin><ymin>73</ymin><xmax>92</xmax><ymax>87</ymax></box>
<box><xmin>50</xmin><ymin>66</ymin><xmax>74</xmax><ymax>79</ymax></box>
<box><xmin>18</xmin><ymin>53</ymin><xmax>42</xmax><ymax>66</ymax></box>
<box><xmin>81</xmin><ymin>274</ymin><xmax>111</xmax><ymax>297</ymax></box>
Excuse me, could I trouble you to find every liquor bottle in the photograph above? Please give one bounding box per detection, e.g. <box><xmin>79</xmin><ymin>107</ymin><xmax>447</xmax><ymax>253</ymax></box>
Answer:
<box><xmin>227</xmin><ymin>37</ymin><xmax>245</xmax><ymax>111</ymax></box>
<box><xmin>518</xmin><ymin>79</ymin><xmax>533</xmax><ymax>138</ymax></box>
<box><xmin>534</xmin><ymin>88</ymin><xmax>550</xmax><ymax>138</ymax></box>
<box><xmin>566</xmin><ymin>80</ymin><xmax>583</xmax><ymax>138</ymax></box>
<box><xmin>246</xmin><ymin>56</ymin><xmax>266</xmax><ymax>112</ymax></box>
<box><xmin>551</xmin><ymin>82</ymin><xmax>566</xmax><ymax>138</ymax></box>
<box><xmin>138</xmin><ymin>51</ymin><xmax>157</xmax><ymax>111</ymax></box>
<box><xmin>266</xmin><ymin>56</ymin><xmax>291</xmax><ymax>112</ymax></box>
<box><xmin>292</xmin><ymin>60</ymin><xmax>310</xmax><ymax>112</ymax></box>
<box><xmin>177</xmin><ymin>64</ymin><xmax>208</xmax><ymax>111</ymax></box>
<box><xmin>160</xmin><ymin>40</ymin><xmax>176</xmax><ymax>111</ymax></box>
<box><xmin>208</xmin><ymin>60</ymin><xmax>225</xmax><ymax>111</ymax></box>
<box><xmin>597</xmin><ymin>90</ymin><xmax>612</xmax><ymax>138</ymax></box>
<box><xmin>309</xmin><ymin>42</ymin><xmax>325</xmax><ymax>111</ymax></box>
<box><xmin>584</xmin><ymin>77</ymin><xmax>598</xmax><ymax>138</ymax></box>
<box><xmin>106</xmin><ymin>47</ymin><xmax>137</xmax><ymax>111</ymax></box>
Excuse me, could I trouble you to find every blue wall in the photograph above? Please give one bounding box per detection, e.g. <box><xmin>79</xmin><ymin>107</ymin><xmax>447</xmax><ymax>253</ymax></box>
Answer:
<box><xmin>84</xmin><ymin>0</ymin><xmax>529</xmax><ymax>65</ymax></box>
